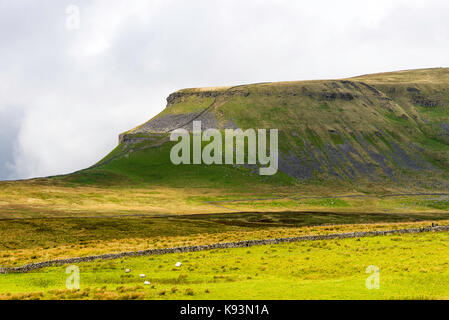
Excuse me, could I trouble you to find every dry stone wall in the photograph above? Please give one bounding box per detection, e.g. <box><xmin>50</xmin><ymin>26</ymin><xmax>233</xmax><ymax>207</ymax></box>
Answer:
<box><xmin>1</xmin><ymin>225</ymin><xmax>447</xmax><ymax>274</ymax></box>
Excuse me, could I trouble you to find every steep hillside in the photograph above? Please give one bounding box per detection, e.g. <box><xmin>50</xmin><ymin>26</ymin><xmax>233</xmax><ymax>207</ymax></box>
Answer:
<box><xmin>68</xmin><ymin>68</ymin><xmax>449</xmax><ymax>192</ymax></box>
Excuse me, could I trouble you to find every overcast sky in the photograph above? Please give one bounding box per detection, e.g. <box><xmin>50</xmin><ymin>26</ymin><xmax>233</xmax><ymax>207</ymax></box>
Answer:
<box><xmin>1</xmin><ymin>0</ymin><xmax>448</xmax><ymax>180</ymax></box>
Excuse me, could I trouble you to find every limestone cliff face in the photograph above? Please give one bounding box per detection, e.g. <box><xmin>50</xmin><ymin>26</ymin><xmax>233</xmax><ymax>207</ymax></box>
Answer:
<box><xmin>114</xmin><ymin>68</ymin><xmax>449</xmax><ymax>186</ymax></box>
<box><xmin>120</xmin><ymin>89</ymin><xmax>245</xmax><ymax>141</ymax></box>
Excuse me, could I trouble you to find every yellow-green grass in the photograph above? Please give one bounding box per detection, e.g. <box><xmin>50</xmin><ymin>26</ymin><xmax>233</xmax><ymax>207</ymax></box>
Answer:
<box><xmin>350</xmin><ymin>67</ymin><xmax>449</xmax><ymax>84</ymax></box>
<box><xmin>1</xmin><ymin>231</ymin><xmax>449</xmax><ymax>300</ymax></box>
<box><xmin>217</xmin><ymin>195</ymin><xmax>449</xmax><ymax>213</ymax></box>
<box><xmin>0</xmin><ymin>182</ymin><xmax>228</xmax><ymax>218</ymax></box>
<box><xmin>2</xmin><ymin>176</ymin><xmax>449</xmax><ymax>219</ymax></box>
<box><xmin>1</xmin><ymin>215</ymin><xmax>449</xmax><ymax>267</ymax></box>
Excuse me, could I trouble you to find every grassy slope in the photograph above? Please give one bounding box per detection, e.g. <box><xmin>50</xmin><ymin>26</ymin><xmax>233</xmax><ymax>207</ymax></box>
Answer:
<box><xmin>1</xmin><ymin>231</ymin><xmax>449</xmax><ymax>299</ymax></box>
<box><xmin>97</xmin><ymin>67</ymin><xmax>449</xmax><ymax>190</ymax></box>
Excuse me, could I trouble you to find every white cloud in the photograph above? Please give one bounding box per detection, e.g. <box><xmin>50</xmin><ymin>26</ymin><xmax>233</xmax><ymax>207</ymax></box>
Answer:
<box><xmin>0</xmin><ymin>0</ymin><xmax>448</xmax><ymax>179</ymax></box>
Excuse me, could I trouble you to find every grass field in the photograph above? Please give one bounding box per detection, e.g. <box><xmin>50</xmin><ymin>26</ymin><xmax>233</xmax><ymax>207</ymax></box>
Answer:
<box><xmin>1</xmin><ymin>210</ymin><xmax>449</xmax><ymax>267</ymax></box>
<box><xmin>2</xmin><ymin>176</ymin><xmax>449</xmax><ymax>219</ymax></box>
<box><xmin>1</xmin><ymin>231</ymin><xmax>448</xmax><ymax>300</ymax></box>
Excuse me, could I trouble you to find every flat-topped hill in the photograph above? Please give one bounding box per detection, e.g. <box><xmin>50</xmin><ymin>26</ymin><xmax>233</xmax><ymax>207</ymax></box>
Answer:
<box><xmin>76</xmin><ymin>67</ymin><xmax>449</xmax><ymax>192</ymax></box>
<box><xmin>3</xmin><ymin>68</ymin><xmax>449</xmax><ymax>218</ymax></box>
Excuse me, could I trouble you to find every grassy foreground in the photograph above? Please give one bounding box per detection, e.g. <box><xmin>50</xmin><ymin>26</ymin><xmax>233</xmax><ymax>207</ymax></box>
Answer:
<box><xmin>2</xmin><ymin>213</ymin><xmax>449</xmax><ymax>267</ymax></box>
<box><xmin>1</xmin><ymin>231</ymin><xmax>448</xmax><ymax>300</ymax></box>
